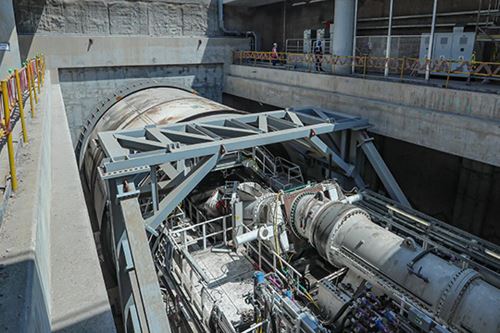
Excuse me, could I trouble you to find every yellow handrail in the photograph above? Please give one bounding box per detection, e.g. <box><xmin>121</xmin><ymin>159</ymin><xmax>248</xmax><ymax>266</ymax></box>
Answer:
<box><xmin>234</xmin><ymin>51</ymin><xmax>500</xmax><ymax>80</ymax></box>
<box><xmin>0</xmin><ymin>54</ymin><xmax>46</xmax><ymax>191</ymax></box>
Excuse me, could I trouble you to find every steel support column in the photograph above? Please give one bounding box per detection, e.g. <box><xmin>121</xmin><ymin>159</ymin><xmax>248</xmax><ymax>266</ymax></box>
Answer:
<box><xmin>384</xmin><ymin>0</ymin><xmax>394</xmax><ymax>77</ymax></box>
<box><xmin>332</xmin><ymin>0</ymin><xmax>356</xmax><ymax>74</ymax></box>
<box><xmin>356</xmin><ymin>132</ymin><xmax>410</xmax><ymax>207</ymax></box>
<box><xmin>351</xmin><ymin>0</ymin><xmax>359</xmax><ymax>74</ymax></box>
<box><xmin>425</xmin><ymin>0</ymin><xmax>439</xmax><ymax>80</ymax></box>
<box><xmin>146</xmin><ymin>154</ymin><xmax>220</xmax><ymax>231</ymax></box>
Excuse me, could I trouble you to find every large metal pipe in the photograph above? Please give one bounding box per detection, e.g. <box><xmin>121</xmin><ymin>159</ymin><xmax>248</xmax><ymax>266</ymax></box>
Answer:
<box><xmin>290</xmin><ymin>193</ymin><xmax>500</xmax><ymax>333</ymax></box>
<box><xmin>79</xmin><ymin>84</ymin><xmax>241</xmax><ymax>227</ymax></box>
<box><xmin>332</xmin><ymin>0</ymin><xmax>355</xmax><ymax>74</ymax></box>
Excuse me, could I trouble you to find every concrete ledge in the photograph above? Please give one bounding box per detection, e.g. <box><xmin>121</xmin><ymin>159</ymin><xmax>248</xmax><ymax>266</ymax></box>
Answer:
<box><xmin>225</xmin><ymin>65</ymin><xmax>500</xmax><ymax>166</ymax></box>
<box><xmin>0</xmin><ymin>75</ymin><xmax>51</xmax><ymax>332</ymax></box>
<box><xmin>227</xmin><ymin>65</ymin><xmax>500</xmax><ymax>121</ymax></box>
<box><xmin>49</xmin><ymin>72</ymin><xmax>115</xmax><ymax>332</ymax></box>
<box><xmin>19</xmin><ymin>35</ymin><xmax>250</xmax><ymax>70</ymax></box>
<box><xmin>0</xmin><ymin>71</ymin><xmax>115</xmax><ymax>332</ymax></box>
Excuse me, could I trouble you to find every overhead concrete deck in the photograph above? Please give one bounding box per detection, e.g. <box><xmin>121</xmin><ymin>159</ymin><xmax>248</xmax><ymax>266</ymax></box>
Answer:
<box><xmin>0</xmin><ymin>71</ymin><xmax>115</xmax><ymax>332</ymax></box>
<box><xmin>224</xmin><ymin>64</ymin><xmax>500</xmax><ymax>167</ymax></box>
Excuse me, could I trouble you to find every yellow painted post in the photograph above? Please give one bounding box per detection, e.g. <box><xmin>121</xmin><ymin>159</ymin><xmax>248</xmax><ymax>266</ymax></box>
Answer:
<box><xmin>30</xmin><ymin>62</ymin><xmax>38</xmax><ymax>104</ymax></box>
<box><xmin>400</xmin><ymin>56</ymin><xmax>406</xmax><ymax>80</ymax></box>
<box><xmin>363</xmin><ymin>56</ymin><xmax>368</xmax><ymax>78</ymax></box>
<box><xmin>38</xmin><ymin>56</ymin><xmax>44</xmax><ymax>87</ymax></box>
<box><xmin>41</xmin><ymin>55</ymin><xmax>46</xmax><ymax>86</ymax></box>
<box><xmin>26</xmin><ymin>65</ymin><xmax>35</xmax><ymax>118</ymax></box>
<box><xmin>445</xmin><ymin>60</ymin><xmax>451</xmax><ymax>89</ymax></box>
<box><xmin>1</xmin><ymin>80</ymin><xmax>18</xmax><ymax>191</ymax></box>
<box><xmin>14</xmin><ymin>70</ymin><xmax>28</xmax><ymax>143</ymax></box>
<box><xmin>35</xmin><ymin>57</ymin><xmax>41</xmax><ymax>94</ymax></box>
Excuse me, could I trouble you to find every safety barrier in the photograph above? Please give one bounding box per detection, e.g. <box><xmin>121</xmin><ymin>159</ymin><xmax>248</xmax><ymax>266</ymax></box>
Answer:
<box><xmin>0</xmin><ymin>55</ymin><xmax>46</xmax><ymax>191</ymax></box>
<box><xmin>233</xmin><ymin>51</ymin><xmax>500</xmax><ymax>86</ymax></box>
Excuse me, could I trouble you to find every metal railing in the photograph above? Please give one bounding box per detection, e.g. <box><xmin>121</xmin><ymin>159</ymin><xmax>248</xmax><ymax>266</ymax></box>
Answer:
<box><xmin>0</xmin><ymin>55</ymin><xmax>46</xmax><ymax>191</ymax></box>
<box><xmin>233</xmin><ymin>51</ymin><xmax>500</xmax><ymax>85</ymax></box>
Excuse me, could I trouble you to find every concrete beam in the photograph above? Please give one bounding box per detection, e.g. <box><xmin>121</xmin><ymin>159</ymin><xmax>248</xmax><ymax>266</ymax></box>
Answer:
<box><xmin>224</xmin><ymin>65</ymin><xmax>500</xmax><ymax>166</ymax></box>
<box><xmin>18</xmin><ymin>35</ymin><xmax>250</xmax><ymax>70</ymax></box>
<box><xmin>224</xmin><ymin>0</ymin><xmax>283</xmax><ymax>6</ymax></box>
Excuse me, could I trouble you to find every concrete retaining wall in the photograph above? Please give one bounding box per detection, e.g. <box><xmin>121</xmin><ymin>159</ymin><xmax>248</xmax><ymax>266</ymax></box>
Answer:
<box><xmin>224</xmin><ymin>65</ymin><xmax>500</xmax><ymax>166</ymax></box>
<box><xmin>17</xmin><ymin>36</ymin><xmax>249</xmax><ymax>70</ymax></box>
<box><xmin>14</xmin><ymin>0</ymin><xmax>219</xmax><ymax>37</ymax></box>
<box><xmin>59</xmin><ymin>64</ymin><xmax>225</xmax><ymax>145</ymax></box>
<box><xmin>0</xmin><ymin>72</ymin><xmax>116</xmax><ymax>332</ymax></box>
<box><xmin>15</xmin><ymin>35</ymin><xmax>250</xmax><ymax>145</ymax></box>
<box><xmin>0</xmin><ymin>0</ymin><xmax>21</xmax><ymax>76</ymax></box>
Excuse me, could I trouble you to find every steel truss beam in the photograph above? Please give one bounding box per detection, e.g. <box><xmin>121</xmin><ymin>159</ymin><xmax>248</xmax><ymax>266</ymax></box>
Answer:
<box><xmin>356</xmin><ymin>131</ymin><xmax>410</xmax><ymax>207</ymax></box>
<box><xmin>99</xmin><ymin>109</ymin><xmax>408</xmax><ymax>234</ymax></box>
<box><xmin>98</xmin><ymin>107</ymin><xmax>409</xmax><ymax>333</ymax></box>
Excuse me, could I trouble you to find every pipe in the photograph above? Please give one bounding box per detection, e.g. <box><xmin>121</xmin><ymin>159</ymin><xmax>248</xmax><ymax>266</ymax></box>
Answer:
<box><xmin>384</xmin><ymin>0</ymin><xmax>394</xmax><ymax>77</ymax></box>
<box><xmin>351</xmin><ymin>0</ymin><xmax>359</xmax><ymax>74</ymax></box>
<box><xmin>475</xmin><ymin>0</ymin><xmax>484</xmax><ymax>38</ymax></box>
<box><xmin>357</xmin><ymin>9</ymin><xmax>499</xmax><ymax>22</ymax></box>
<box><xmin>357</xmin><ymin>21</ymin><xmax>493</xmax><ymax>31</ymax></box>
<box><xmin>235</xmin><ymin>226</ymin><xmax>274</xmax><ymax>247</ymax></box>
<box><xmin>425</xmin><ymin>0</ymin><xmax>438</xmax><ymax>81</ymax></box>
<box><xmin>282</xmin><ymin>0</ymin><xmax>287</xmax><ymax>52</ymax></box>
<box><xmin>290</xmin><ymin>194</ymin><xmax>500</xmax><ymax>332</ymax></box>
<box><xmin>340</xmin><ymin>193</ymin><xmax>363</xmax><ymax>204</ymax></box>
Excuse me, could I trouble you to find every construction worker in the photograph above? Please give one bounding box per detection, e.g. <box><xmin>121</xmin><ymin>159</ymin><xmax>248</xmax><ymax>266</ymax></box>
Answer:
<box><xmin>314</xmin><ymin>40</ymin><xmax>324</xmax><ymax>72</ymax></box>
<box><xmin>271</xmin><ymin>43</ymin><xmax>279</xmax><ymax>66</ymax></box>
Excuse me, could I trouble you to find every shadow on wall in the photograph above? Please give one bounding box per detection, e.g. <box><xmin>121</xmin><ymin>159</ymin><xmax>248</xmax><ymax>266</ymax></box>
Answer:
<box><xmin>0</xmin><ymin>251</ymin><xmax>50</xmax><ymax>332</ymax></box>
<box><xmin>11</xmin><ymin>0</ymin><xmax>46</xmax><ymax>61</ymax></box>
<box><xmin>0</xmin><ymin>250</ymin><xmax>115</xmax><ymax>332</ymax></box>
<box><xmin>58</xmin><ymin>61</ymin><xmax>225</xmax><ymax>146</ymax></box>
<box><xmin>13</xmin><ymin>0</ymin><xmax>224</xmax><ymax>60</ymax></box>
<box><xmin>363</xmin><ymin>134</ymin><xmax>500</xmax><ymax>246</ymax></box>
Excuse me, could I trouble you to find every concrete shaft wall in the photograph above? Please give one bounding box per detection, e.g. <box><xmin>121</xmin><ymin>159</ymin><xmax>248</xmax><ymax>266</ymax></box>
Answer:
<box><xmin>364</xmin><ymin>135</ymin><xmax>500</xmax><ymax>245</ymax></box>
<box><xmin>0</xmin><ymin>0</ymin><xmax>21</xmax><ymax>76</ymax></box>
<box><xmin>14</xmin><ymin>0</ymin><xmax>219</xmax><ymax>37</ymax></box>
<box><xmin>225</xmin><ymin>0</ymin><xmax>492</xmax><ymax>51</ymax></box>
<box><xmin>224</xmin><ymin>65</ymin><xmax>500</xmax><ymax>167</ymax></box>
<box><xmin>59</xmin><ymin>64</ymin><xmax>224</xmax><ymax>144</ymax></box>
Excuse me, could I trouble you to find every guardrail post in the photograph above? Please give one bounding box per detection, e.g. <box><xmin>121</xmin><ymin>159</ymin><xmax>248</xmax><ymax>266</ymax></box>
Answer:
<box><xmin>1</xmin><ymin>80</ymin><xmax>18</xmax><ymax>191</ymax></box>
<box><xmin>30</xmin><ymin>61</ymin><xmax>38</xmax><ymax>104</ymax></box>
<box><xmin>14</xmin><ymin>70</ymin><xmax>28</xmax><ymax>143</ymax></box>
<box><xmin>445</xmin><ymin>60</ymin><xmax>452</xmax><ymax>89</ymax></box>
<box><xmin>400</xmin><ymin>56</ymin><xmax>406</xmax><ymax>80</ymax></box>
<box><xmin>35</xmin><ymin>57</ymin><xmax>41</xmax><ymax>94</ymax></box>
<box><xmin>363</xmin><ymin>55</ymin><xmax>368</xmax><ymax>77</ymax></box>
<box><xmin>40</xmin><ymin>55</ymin><xmax>45</xmax><ymax>87</ymax></box>
<box><xmin>26</xmin><ymin>64</ymin><xmax>36</xmax><ymax>118</ymax></box>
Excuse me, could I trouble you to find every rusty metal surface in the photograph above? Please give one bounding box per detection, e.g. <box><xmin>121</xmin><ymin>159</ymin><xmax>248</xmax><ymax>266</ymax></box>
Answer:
<box><xmin>81</xmin><ymin>84</ymin><xmax>242</xmax><ymax>226</ymax></box>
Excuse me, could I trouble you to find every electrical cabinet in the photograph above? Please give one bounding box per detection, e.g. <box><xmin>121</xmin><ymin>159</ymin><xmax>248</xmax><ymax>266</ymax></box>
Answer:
<box><xmin>419</xmin><ymin>26</ymin><xmax>475</xmax><ymax>76</ymax></box>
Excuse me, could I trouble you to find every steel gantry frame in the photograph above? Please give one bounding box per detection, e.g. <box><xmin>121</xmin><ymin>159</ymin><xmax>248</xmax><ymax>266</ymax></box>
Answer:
<box><xmin>97</xmin><ymin>108</ymin><xmax>409</xmax><ymax>332</ymax></box>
